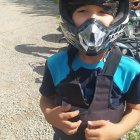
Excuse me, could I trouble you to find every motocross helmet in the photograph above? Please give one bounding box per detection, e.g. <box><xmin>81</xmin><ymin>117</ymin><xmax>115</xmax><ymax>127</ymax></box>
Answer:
<box><xmin>59</xmin><ymin>0</ymin><xmax>130</xmax><ymax>56</ymax></box>
<box><xmin>131</xmin><ymin>0</ymin><xmax>140</xmax><ymax>10</ymax></box>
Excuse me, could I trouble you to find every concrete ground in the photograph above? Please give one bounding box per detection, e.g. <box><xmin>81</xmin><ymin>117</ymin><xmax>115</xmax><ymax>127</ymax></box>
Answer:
<box><xmin>0</xmin><ymin>0</ymin><xmax>65</xmax><ymax>139</ymax></box>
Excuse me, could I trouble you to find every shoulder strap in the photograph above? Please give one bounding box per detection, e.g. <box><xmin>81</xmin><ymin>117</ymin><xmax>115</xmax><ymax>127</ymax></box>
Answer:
<box><xmin>67</xmin><ymin>44</ymin><xmax>78</xmax><ymax>72</ymax></box>
<box><xmin>102</xmin><ymin>47</ymin><xmax>122</xmax><ymax>76</ymax></box>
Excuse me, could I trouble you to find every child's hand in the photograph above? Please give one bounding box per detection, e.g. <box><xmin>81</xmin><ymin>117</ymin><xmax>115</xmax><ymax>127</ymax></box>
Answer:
<box><xmin>85</xmin><ymin>120</ymin><xmax>120</xmax><ymax>140</ymax></box>
<box><xmin>45</xmin><ymin>104</ymin><xmax>82</xmax><ymax>135</ymax></box>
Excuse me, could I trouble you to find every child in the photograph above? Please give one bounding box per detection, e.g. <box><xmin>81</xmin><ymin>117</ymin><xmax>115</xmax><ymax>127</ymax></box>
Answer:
<box><xmin>40</xmin><ymin>0</ymin><xmax>140</xmax><ymax>140</ymax></box>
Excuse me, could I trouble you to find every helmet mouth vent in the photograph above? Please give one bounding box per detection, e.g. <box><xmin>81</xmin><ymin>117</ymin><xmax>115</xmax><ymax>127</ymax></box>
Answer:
<box><xmin>90</xmin><ymin>33</ymin><xmax>95</xmax><ymax>43</ymax></box>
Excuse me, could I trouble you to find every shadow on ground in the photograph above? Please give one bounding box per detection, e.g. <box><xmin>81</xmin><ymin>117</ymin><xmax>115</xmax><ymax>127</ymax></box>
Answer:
<box><xmin>29</xmin><ymin>62</ymin><xmax>45</xmax><ymax>83</ymax></box>
<box><xmin>15</xmin><ymin>44</ymin><xmax>59</xmax><ymax>58</ymax></box>
<box><xmin>6</xmin><ymin>0</ymin><xmax>58</xmax><ymax>16</ymax></box>
<box><xmin>15</xmin><ymin>44</ymin><xmax>59</xmax><ymax>83</ymax></box>
<box><xmin>42</xmin><ymin>33</ymin><xmax>67</xmax><ymax>43</ymax></box>
<box><xmin>42</xmin><ymin>26</ymin><xmax>67</xmax><ymax>43</ymax></box>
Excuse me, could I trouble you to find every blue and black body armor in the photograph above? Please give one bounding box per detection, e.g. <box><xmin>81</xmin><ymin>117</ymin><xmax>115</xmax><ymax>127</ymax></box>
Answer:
<box><xmin>54</xmin><ymin>46</ymin><xmax>125</xmax><ymax>140</ymax></box>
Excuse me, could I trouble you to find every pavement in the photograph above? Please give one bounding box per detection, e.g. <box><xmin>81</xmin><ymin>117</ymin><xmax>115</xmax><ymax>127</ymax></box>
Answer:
<box><xmin>0</xmin><ymin>0</ymin><xmax>66</xmax><ymax>139</ymax></box>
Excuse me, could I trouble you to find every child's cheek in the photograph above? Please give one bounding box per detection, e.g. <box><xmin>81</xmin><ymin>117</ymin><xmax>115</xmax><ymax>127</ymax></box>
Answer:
<box><xmin>73</xmin><ymin>15</ymin><xmax>88</xmax><ymax>27</ymax></box>
<box><xmin>100</xmin><ymin>16</ymin><xmax>114</xmax><ymax>27</ymax></box>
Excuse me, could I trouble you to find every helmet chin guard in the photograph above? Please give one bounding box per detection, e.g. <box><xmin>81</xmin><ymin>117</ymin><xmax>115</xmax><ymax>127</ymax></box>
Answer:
<box><xmin>59</xmin><ymin>0</ymin><xmax>130</xmax><ymax>56</ymax></box>
<box><xmin>78</xmin><ymin>19</ymin><xmax>106</xmax><ymax>49</ymax></box>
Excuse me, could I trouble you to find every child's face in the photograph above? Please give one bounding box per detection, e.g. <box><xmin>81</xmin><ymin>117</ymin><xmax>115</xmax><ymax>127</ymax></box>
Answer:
<box><xmin>72</xmin><ymin>5</ymin><xmax>114</xmax><ymax>27</ymax></box>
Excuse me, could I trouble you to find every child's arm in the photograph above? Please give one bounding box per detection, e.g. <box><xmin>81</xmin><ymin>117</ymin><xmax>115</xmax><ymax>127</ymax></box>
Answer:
<box><xmin>40</xmin><ymin>95</ymin><xmax>82</xmax><ymax>135</ymax></box>
<box><xmin>85</xmin><ymin>103</ymin><xmax>140</xmax><ymax>140</ymax></box>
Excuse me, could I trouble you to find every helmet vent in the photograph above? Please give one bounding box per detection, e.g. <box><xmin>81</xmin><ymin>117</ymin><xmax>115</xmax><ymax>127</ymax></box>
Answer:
<box><xmin>90</xmin><ymin>33</ymin><xmax>95</xmax><ymax>43</ymax></box>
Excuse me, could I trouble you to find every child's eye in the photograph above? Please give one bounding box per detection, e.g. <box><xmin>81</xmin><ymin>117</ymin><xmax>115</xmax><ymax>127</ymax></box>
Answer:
<box><xmin>99</xmin><ymin>10</ymin><xmax>111</xmax><ymax>16</ymax></box>
<box><xmin>77</xmin><ymin>9</ymin><xmax>87</xmax><ymax>13</ymax></box>
<box><xmin>99</xmin><ymin>10</ymin><xmax>107</xmax><ymax>14</ymax></box>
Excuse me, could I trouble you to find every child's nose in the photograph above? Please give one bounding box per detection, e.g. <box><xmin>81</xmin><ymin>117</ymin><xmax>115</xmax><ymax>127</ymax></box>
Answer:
<box><xmin>90</xmin><ymin>13</ymin><xmax>100</xmax><ymax>20</ymax></box>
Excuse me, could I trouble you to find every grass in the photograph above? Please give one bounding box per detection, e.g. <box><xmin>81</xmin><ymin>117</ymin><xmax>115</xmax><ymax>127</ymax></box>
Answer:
<box><xmin>122</xmin><ymin>124</ymin><xmax>140</xmax><ymax>140</ymax></box>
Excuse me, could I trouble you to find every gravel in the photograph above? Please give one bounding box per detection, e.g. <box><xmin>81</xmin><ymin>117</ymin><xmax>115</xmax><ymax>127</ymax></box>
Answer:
<box><xmin>0</xmin><ymin>0</ymin><xmax>65</xmax><ymax>139</ymax></box>
<box><xmin>0</xmin><ymin>0</ymin><xmax>139</xmax><ymax>140</ymax></box>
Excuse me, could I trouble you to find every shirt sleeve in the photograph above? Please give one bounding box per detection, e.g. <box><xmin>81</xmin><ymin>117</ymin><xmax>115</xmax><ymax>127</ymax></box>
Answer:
<box><xmin>39</xmin><ymin>61</ymin><xmax>56</xmax><ymax>96</ymax></box>
<box><xmin>125</xmin><ymin>73</ymin><xmax>140</xmax><ymax>104</ymax></box>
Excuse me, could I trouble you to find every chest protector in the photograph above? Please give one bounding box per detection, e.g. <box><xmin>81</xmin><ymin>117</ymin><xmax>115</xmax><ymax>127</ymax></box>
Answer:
<box><xmin>54</xmin><ymin>47</ymin><xmax>125</xmax><ymax>140</ymax></box>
